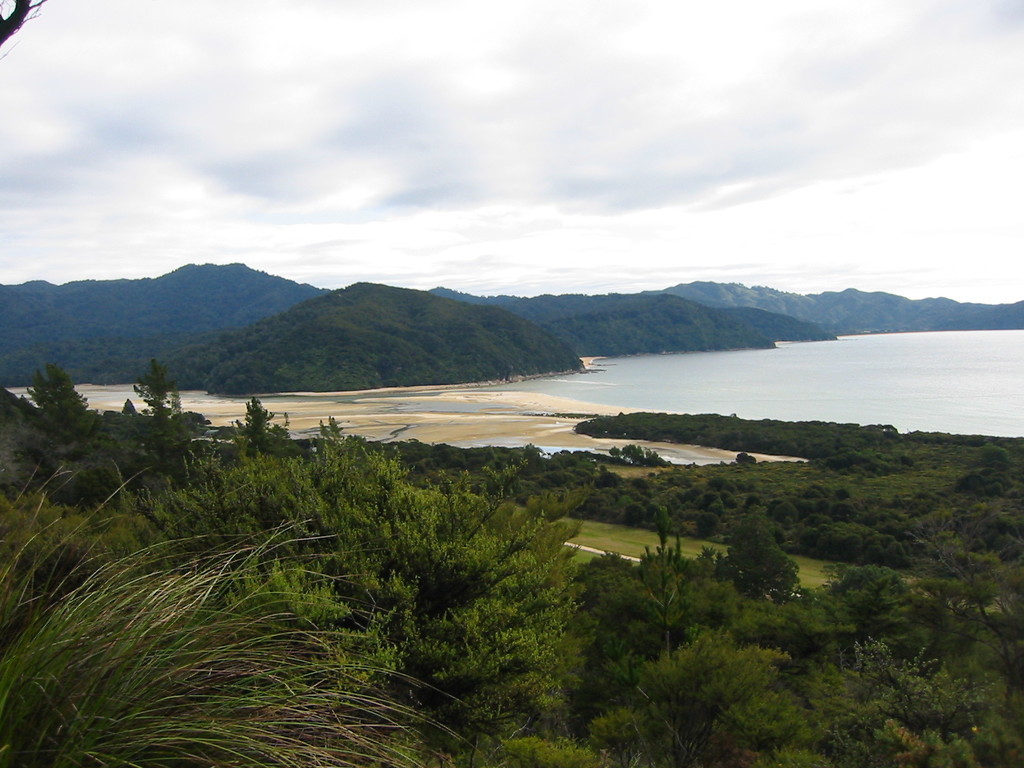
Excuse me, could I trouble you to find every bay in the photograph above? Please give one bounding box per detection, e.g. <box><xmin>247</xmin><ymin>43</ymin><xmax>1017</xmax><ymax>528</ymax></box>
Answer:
<box><xmin>487</xmin><ymin>330</ymin><xmax>1024</xmax><ymax>438</ymax></box>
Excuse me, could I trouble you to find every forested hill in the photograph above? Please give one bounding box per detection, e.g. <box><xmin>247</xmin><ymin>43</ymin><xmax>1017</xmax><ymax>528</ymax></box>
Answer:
<box><xmin>656</xmin><ymin>281</ymin><xmax>1023</xmax><ymax>334</ymax></box>
<box><xmin>169</xmin><ymin>283</ymin><xmax>584</xmax><ymax>394</ymax></box>
<box><xmin>0</xmin><ymin>263</ymin><xmax>325</xmax><ymax>351</ymax></box>
<box><xmin>0</xmin><ymin>264</ymin><xmax>327</xmax><ymax>385</ymax></box>
<box><xmin>532</xmin><ymin>294</ymin><xmax>775</xmax><ymax>356</ymax></box>
<box><xmin>429</xmin><ymin>289</ymin><xmax>825</xmax><ymax>355</ymax></box>
<box><xmin>715</xmin><ymin>306</ymin><xmax>835</xmax><ymax>343</ymax></box>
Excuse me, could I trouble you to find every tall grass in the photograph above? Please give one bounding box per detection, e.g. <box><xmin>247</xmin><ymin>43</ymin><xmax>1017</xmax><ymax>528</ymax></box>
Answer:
<box><xmin>0</xmin><ymin>497</ymin><xmax>421</xmax><ymax>768</ymax></box>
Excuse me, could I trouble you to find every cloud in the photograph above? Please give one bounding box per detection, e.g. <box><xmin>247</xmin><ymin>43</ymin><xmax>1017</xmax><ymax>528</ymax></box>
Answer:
<box><xmin>0</xmin><ymin>0</ymin><xmax>1022</xmax><ymax>303</ymax></box>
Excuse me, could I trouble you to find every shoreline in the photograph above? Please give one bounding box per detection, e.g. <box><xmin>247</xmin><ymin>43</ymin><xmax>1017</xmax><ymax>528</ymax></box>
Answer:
<box><xmin>35</xmin><ymin>382</ymin><xmax>785</xmax><ymax>466</ymax></box>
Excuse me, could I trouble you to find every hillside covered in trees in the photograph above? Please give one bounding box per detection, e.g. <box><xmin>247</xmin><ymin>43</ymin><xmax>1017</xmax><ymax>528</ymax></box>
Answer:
<box><xmin>0</xmin><ymin>268</ymin><xmax>583</xmax><ymax>392</ymax></box>
<box><xmin>431</xmin><ymin>288</ymin><xmax>833</xmax><ymax>355</ymax></box>
<box><xmin>0</xmin><ymin>263</ymin><xmax>324</xmax><ymax>351</ymax></box>
<box><xmin>169</xmin><ymin>283</ymin><xmax>584</xmax><ymax>394</ymax></box>
<box><xmin>0</xmin><ymin>264</ymin><xmax>326</xmax><ymax>386</ymax></box>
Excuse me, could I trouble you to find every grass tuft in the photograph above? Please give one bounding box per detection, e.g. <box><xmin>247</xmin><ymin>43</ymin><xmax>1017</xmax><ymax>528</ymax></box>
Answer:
<box><xmin>0</xmin><ymin>497</ymin><xmax>422</xmax><ymax>768</ymax></box>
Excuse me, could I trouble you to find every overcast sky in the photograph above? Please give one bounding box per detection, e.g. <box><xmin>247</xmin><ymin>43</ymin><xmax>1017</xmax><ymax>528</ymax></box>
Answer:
<box><xmin>2</xmin><ymin>0</ymin><xmax>1023</xmax><ymax>302</ymax></box>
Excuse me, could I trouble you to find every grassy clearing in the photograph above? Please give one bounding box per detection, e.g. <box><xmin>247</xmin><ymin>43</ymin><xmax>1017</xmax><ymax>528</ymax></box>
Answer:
<box><xmin>569</xmin><ymin>548</ymin><xmax>601</xmax><ymax>564</ymax></box>
<box><xmin>568</xmin><ymin>518</ymin><xmax>834</xmax><ymax>589</ymax></box>
<box><xmin>601</xmin><ymin>465</ymin><xmax>676</xmax><ymax>479</ymax></box>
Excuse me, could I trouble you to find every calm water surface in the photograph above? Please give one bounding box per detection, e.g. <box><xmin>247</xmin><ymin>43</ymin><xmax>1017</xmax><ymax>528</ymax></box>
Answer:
<box><xmin>487</xmin><ymin>330</ymin><xmax>1024</xmax><ymax>438</ymax></box>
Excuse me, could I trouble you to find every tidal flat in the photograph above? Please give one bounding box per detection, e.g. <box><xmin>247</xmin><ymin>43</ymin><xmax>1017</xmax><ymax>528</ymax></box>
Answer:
<box><xmin>61</xmin><ymin>383</ymin><xmax>777</xmax><ymax>465</ymax></box>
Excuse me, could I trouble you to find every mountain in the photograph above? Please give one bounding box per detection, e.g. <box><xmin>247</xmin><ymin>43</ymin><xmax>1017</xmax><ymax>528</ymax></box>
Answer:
<box><xmin>169</xmin><ymin>283</ymin><xmax>584</xmax><ymax>395</ymax></box>
<box><xmin>0</xmin><ymin>263</ymin><xmax>326</xmax><ymax>351</ymax></box>
<box><xmin>933</xmin><ymin>300</ymin><xmax>1024</xmax><ymax>331</ymax></box>
<box><xmin>430</xmin><ymin>289</ymin><xmax>828</xmax><ymax>354</ymax></box>
<box><xmin>7</xmin><ymin>262</ymin><xmax>1013</xmax><ymax>393</ymax></box>
<box><xmin>716</xmin><ymin>307</ymin><xmax>834</xmax><ymax>342</ymax></box>
<box><xmin>523</xmin><ymin>294</ymin><xmax>776</xmax><ymax>356</ymax></box>
<box><xmin>0</xmin><ymin>264</ymin><xmax>326</xmax><ymax>386</ymax></box>
<box><xmin>655</xmin><ymin>282</ymin><xmax>1015</xmax><ymax>335</ymax></box>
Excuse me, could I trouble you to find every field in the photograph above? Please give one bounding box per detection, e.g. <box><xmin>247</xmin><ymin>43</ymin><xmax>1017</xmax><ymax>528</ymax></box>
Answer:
<box><xmin>567</xmin><ymin>518</ymin><xmax>834</xmax><ymax>588</ymax></box>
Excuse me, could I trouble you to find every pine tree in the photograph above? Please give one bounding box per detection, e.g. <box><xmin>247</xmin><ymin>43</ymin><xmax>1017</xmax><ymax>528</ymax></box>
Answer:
<box><xmin>26</xmin><ymin>363</ymin><xmax>97</xmax><ymax>442</ymax></box>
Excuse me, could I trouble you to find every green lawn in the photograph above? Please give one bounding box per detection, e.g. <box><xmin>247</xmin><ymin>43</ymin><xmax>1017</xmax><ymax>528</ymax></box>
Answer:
<box><xmin>567</xmin><ymin>519</ymin><xmax>834</xmax><ymax>589</ymax></box>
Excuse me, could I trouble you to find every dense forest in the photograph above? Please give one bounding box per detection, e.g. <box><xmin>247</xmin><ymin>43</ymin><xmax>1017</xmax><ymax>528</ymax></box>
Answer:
<box><xmin>574</xmin><ymin>412</ymin><xmax>1024</xmax><ymax>567</ymax></box>
<box><xmin>0</xmin><ymin>264</ymin><xmax>325</xmax><ymax>385</ymax></box>
<box><xmin>537</xmin><ymin>295</ymin><xmax>776</xmax><ymax>356</ymax></box>
<box><xmin>0</xmin><ymin>272</ymin><xmax>585</xmax><ymax>393</ymax></box>
<box><xmin>431</xmin><ymin>289</ymin><xmax>832</xmax><ymax>354</ymax></box>
<box><xmin>2</xmin><ymin>361</ymin><xmax>1023</xmax><ymax>767</ymax></box>
<box><xmin>168</xmin><ymin>283</ymin><xmax>584</xmax><ymax>394</ymax></box>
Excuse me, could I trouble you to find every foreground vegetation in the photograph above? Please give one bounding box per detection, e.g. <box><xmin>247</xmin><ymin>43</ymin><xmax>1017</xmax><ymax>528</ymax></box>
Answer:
<box><xmin>0</xmin><ymin>529</ymin><xmax>418</xmax><ymax>768</ymax></box>
<box><xmin>2</xmin><ymin>362</ymin><xmax>1024</xmax><ymax>766</ymax></box>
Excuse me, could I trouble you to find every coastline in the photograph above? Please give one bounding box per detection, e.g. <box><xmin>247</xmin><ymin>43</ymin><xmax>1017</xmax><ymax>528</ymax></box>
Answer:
<box><xmin>50</xmin><ymin>382</ymin><xmax>776</xmax><ymax>466</ymax></box>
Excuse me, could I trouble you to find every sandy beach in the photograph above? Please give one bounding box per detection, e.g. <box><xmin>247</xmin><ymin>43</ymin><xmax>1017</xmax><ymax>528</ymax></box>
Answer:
<box><xmin>51</xmin><ymin>382</ymin><xmax>770</xmax><ymax>466</ymax></box>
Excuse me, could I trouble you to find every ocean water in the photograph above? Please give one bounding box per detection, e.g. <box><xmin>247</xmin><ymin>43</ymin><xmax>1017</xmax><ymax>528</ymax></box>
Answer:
<box><xmin>487</xmin><ymin>330</ymin><xmax>1024</xmax><ymax>438</ymax></box>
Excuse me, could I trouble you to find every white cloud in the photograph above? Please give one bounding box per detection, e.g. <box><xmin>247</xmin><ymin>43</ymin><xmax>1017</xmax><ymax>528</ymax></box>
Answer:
<box><xmin>1</xmin><ymin>0</ymin><xmax>1022</xmax><ymax>303</ymax></box>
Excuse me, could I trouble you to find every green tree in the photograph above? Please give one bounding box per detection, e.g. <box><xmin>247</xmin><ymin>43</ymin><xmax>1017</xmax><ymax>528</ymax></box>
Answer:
<box><xmin>235</xmin><ymin>397</ymin><xmax>294</xmax><ymax>456</ymax></box>
<box><xmin>322</xmin><ymin>450</ymin><xmax>580</xmax><ymax>748</ymax></box>
<box><xmin>589</xmin><ymin>707</ymin><xmax>646</xmax><ymax>768</ymax></box>
<box><xmin>828</xmin><ymin>564</ymin><xmax>910</xmax><ymax>645</ymax></box>
<box><xmin>26</xmin><ymin>363</ymin><xmax>97</xmax><ymax>442</ymax></box>
<box><xmin>857</xmin><ymin>641</ymin><xmax>989</xmax><ymax>740</ymax></box>
<box><xmin>632</xmin><ymin>632</ymin><xmax>804</xmax><ymax>768</ymax></box>
<box><xmin>608</xmin><ymin>444</ymin><xmax>669</xmax><ymax>467</ymax></box>
<box><xmin>499</xmin><ymin>736</ymin><xmax>601</xmax><ymax>768</ymax></box>
<box><xmin>824</xmin><ymin>640</ymin><xmax>990</xmax><ymax>768</ymax></box>
<box><xmin>876</xmin><ymin>722</ymin><xmax>982</xmax><ymax>768</ymax></box>
<box><xmin>639</xmin><ymin>507</ymin><xmax>694</xmax><ymax>653</ymax></box>
<box><xmin>134</xmin><ymin>359</ymin><xmax>181</xmax><ymax>416</ymax></box>
<box><xmin>147</xmin><ymin>443</ymin><xmax>580</xmax><ymax>752</ymax></box>
<box><xmin>718</xmin><ymin>512</ymin><xmax>799</xmax><ymax>603</ymax></box>
<box><xmin>917</xmin><ymin>557</ymin><xmax>1024</xmax><ymax>700</ymax></box>
<box><xmin>134</xmin><ymin>359</ymin><xmax>190</xmax><ymax>472</ymax></box>
<box><xmin>911</xmin><ymin>515</ymin><xmax>1024</xmax><ymax>702</ymax></box>
<box><xmin>571</xmin><ymin>556</ymin><xmax>658</xmax><ymax>723</ymax></box>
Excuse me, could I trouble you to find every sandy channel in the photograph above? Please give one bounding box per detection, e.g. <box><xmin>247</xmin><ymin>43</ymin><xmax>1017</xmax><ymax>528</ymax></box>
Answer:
<box><xmin>54</xmin><ymin>382</ymin><xmax>781</xmax><ymax>466</ymax></box>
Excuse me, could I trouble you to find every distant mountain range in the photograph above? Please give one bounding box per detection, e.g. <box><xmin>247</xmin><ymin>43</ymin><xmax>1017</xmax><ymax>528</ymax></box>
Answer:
<box><xmin>1</xmin><ymin>264</ymin><xmax>1019</xmax><ymax>393</ymax></box>
<box><xmin>654</xmin><ymin>282</ymin><xmax>1024</xmax><ymax>335</ymax></box>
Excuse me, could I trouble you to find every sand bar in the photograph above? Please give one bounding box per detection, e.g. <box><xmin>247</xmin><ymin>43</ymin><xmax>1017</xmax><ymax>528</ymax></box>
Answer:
<box><xmin>12</xmin><ymin>383</ymin><xmax>789</xmax><ymax>465</ymax></box>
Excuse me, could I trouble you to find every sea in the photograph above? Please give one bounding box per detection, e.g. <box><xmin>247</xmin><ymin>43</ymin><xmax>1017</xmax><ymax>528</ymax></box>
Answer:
<box><xmin>487</xmin><ymin>330</ymin><xmax>1024</xmax><ymax>438</ymax></box>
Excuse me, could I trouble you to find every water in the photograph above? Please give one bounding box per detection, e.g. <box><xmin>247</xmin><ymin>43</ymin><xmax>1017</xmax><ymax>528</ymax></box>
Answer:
<box><xmin>487</xmin><ymin>330</ymin><xmax>1024</xmax><ymax>438</ymax></box>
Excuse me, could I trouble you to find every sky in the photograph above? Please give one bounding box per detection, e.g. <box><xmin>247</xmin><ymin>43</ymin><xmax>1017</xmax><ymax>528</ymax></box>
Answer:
<box><xmin>2</xmin><ymin>0</ymin><xmax>1023</xmax><ymax>303</ymax></box>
